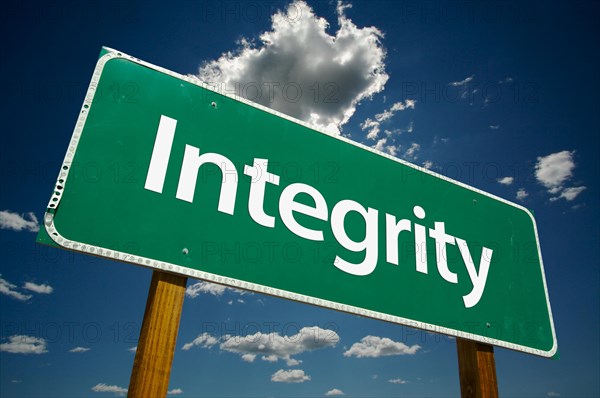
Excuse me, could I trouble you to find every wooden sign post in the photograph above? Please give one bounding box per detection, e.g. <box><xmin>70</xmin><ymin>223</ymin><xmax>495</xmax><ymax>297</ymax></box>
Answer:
<box><xmin>456</xmin><ymin>338</ymin><xmax>499</xmax><ymax>398</ymax></box>
<box><xmin>128</xmin><ymin>271</ymin><xmax>187</xmax><ymax>398</ymax></box>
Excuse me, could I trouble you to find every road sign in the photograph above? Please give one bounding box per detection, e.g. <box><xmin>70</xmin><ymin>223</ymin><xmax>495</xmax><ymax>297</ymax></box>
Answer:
<box><xmin>38</xmin><ymin>47</ymin><xmax>557</xmax><ymax>357</ymax></box>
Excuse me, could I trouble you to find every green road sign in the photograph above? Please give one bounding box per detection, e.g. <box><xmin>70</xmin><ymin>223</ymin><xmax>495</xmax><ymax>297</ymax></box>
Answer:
<box><xmin>38</xmin><ymin>48</ymin><xmax>557</xmax><ymax>357</ymax></box>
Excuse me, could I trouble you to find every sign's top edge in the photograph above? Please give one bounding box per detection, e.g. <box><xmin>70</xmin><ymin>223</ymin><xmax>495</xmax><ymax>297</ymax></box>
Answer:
<box><xmin>98</xmin><ymin>47</ymin><xmax>536</xmax><ymax>220</ymax></box>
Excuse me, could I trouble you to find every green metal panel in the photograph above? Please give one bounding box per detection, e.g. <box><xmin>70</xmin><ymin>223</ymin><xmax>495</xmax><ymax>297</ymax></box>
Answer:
<box><xmin>38</xmin><ymin>48</ymin><xmax>556</xmax><ymax>357</ymax></box>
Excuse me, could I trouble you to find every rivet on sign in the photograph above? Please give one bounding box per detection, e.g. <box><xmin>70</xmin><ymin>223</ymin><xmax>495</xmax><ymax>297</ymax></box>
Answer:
<box><xmin>486</xmin><ymin>322</ymin><xmax>491</xmax><ymax>328</ymax></box>
<box><xmin>182</xmin><ymin>248</ymin><xmax>189</xmax><ymax>255</ymax></box>
<box><xmin>473</xmin><ymin>199</ymin><xmax>477</xmax><ymax>204</ymax></box>
<box><xmin>211</xmin><ymin>101</ymin><xmax>217</xmax><ymax>108</ymax></box>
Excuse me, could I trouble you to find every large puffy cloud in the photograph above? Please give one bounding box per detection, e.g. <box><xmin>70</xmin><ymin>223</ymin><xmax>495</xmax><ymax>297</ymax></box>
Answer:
<box><xmin>197</xmin><ymin>0</ymin><xmax>388</xmax><ymax>133</ymax></box>
<box><xmin>343</xmin><ymin>335</ymin><xmax>420</xmax><ymax>358</ymax></box>
<box><xmin>0</xmin><ymin>335</ymin><xmax>48</xmax><ymax>354</ymax></box>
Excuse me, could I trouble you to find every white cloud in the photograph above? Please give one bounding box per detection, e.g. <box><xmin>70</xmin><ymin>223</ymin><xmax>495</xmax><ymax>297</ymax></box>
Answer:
<box><xmin>375</xmin><ymin>99</ymin><xmax>416</xmax><ymax>122</ymax></box>
<box><xmin>450</xmin><ymin>74</ymin><xmax>474</xmax><ymax>86</ymax></box>
<box><xmin>535</xmin><ymin>150</ymin><xmax>575</xmax><ymax>193</ymax></box>
<box><xmin>361</xmin><ymin>118</ymin><xmax>380</xmax><ymax>140</ymax></box>
<box><xmin>497</xmin><ymin>176</ymin><xmax>514</xmax><ymax>185</ymax></box>
<box><xmin>271</xmin><ymin>369</ymin><xmax>310</xmax><ymax>383</ymax></box>
<box><xmin>325</xmin><ymin>388</ymin><xmax>345</xmax><ymax>396</ymax></box>
<box><xmin>184</xmin><ymin>326</ymin><xmax>339</xmax><ymax>365</ymax></box>
<box><xmin>385</xmin><ymin>145</ymin><xmax>399</xmax><ymax>156</ymax></box>
<box><xmin>499</xmin><ymin>77</ymin><xmax>513</xmax><ymax>84</ymax></box>
<box><xmin>185</xmin><ymin>281</ymin><xmax>249</xmax><ymax>298</ymax></box>
<box><xmin>168</xmin><ymin>388</ymin><xmax>184</xmax><ymax>395</ymax></box>
<box><xmin>128</xmin><ymin>346</ymin><xmax>137</xmax><ymax>353</ymax></box>
<box><xmin>0</xmin><ymin>210</ymin><xmax>39</xmax><ymax>232</ymax></box>
<box><xmin>197</xmin><ymin>0</ymin><xmax>388</xmax><ymax>133</ymax></box>
<box><xmin>220</xmin><ymin>326</ymin><xmax>339</xmax><ymax>364</ymax></box>
<box><xmin>91</xmin><ymin>383</ymin><xmax>127</xmax><ymax>396</ymax></box>
<box><xmin>0</xmin><ymin>335</ymin><xmax>48</xmax><ymax>354</ymax></box>
<box><xmin>23</xmin><ymin>282</ymin><xmax>53</xmax><ymax>294</ymax></box>
<box><xmin>422</xmin><ymin>160</ymin><xmax>433</xmax><ymax>170</ymax></box>
<box><xmin>363</xmin><ymin>100</ymin><xmax>415</xmax><ymax>140</ymax></box>
<box><xmin>388</xmin><ymin>378</ymin><xmax>408</xmax><ymax>384</ymax></box>
<box><xmin>547</xmin><ymin>392</ymin><xmax>560</xmax><ymax>397</ymax></box>
<box><xmin>181</xmin><ymin>332</ymin><xmax>219</xmax><ymax>351</ymax></box>
<box><xmin>489</xmin><ymin>125</ymin><xmax>500</xmax><ymax>130</ymax></box>
<box><xmin>185</xmin><ymin>281</ymin><xmax>227</xmax><ymax>297</ymax></box>
<box><xmin>69</xmin><ymin>346</ymin><xmax>90</xmax><ymax>353</ymax></box>
<box><xmin>241</xmin><ymin>353</ymin><xmax>256</xmax><ymax>362</ymax></box>
<box><xmin>286</xmin><ymin>357</ymin><xmax>302</xmax><ymax>366</ymax></box>
<box><xmin>404</xmin><ymin>142</ymin><xmax>420</xmax><ymax>160</ymax></box>
<box><xmin>516</xmin><ymin>188</ymin><xmax>529</xmax><ymax>201</ymax></box>
<box><xmin>551</xmin><ymin>186</ymin><xmax>586</xmax><ymax>202</ymax></box>
<box><xmin>0</xmin><ymin>276</ymin><xmax>32</xmax><ymax>301</ymax></box>
<box><xmin>373</xmin><ymin>137</ymin><xmax>387</xmax><ymax>152</ymax></box>
<box><xmin>343</xmin><ymin>336</ymin><xmax>420</xmax><ymax>358</ymax></box>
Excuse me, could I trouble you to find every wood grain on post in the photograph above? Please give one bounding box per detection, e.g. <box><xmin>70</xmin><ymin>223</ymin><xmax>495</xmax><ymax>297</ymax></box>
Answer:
<box><xmin>456</xmin><ymin>338</ymin><xmax>499</xmax><ymax>398</ymax></box>
<box><xmin>128</xmin><ymin>271</ymin><xmax>187</xmax><ymax>398</ymax></box>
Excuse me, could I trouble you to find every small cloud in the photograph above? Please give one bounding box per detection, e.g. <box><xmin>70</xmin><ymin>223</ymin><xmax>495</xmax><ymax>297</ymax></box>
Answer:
<box><xmin>375</xmin><ymin>99</ymin><xmax>416</xmax><ymax>122</ymax></box>
<box><xmin>325</xmin><ymin>388</ymin><xmax>345</xmax><ymax>396</ymax></box>
<box><xmin>550</xmin><ymin>186</ymin><xmax>586</xmax><ymax>202</ymax></box>
<box><xmin>271</xmin><ymin>369</ymin><xmax>310</xmax><ymax>383</ymax></box>
<box><xmin>185</xmin><ymin>326</ymin><xmax>339</xmax><ymax>366</ymax></box>
<box><xmin>449</xmin><ymin>74</ymin><xmax>474</xmax><ymax>86</ymax></box>
<box><xmin>343</xmin><ymin>336</ymin><xmax>420</xmax><ymax>358</ymax></box>
<box><xmin>286</xmin><ymin>357</ymin><xmax>302</xmax><ymax>366</ymax></box>
<box><xmin>0</xmin><ymin>335</ymin><xmax>48</xmax><ymax>354</ymax></box>
<box><xmin>498</xmin><ymin>77</ymin><xmax>513</xmax><ymax>84</ymax></box>
<box><xmin>181</xmin><ymin>332</ymin><xmax>219</xmax><ymax>351</ymax></box>
<box><xmin>547</xmin><ymin>392</ymin><xmax>560</xmax><ymax>397</ymax></box>
<box><xmin>497</xmin><ymin>176</ymin><xmax>514</xmax><ymax>185</ymax></box>
<box><xmin>388</xmin><ymin>378</ymin><xmax>408</xmax><ymax>384</ymax></box>
<box><xmin>11</xmin><ymin>380</ymin><xmax>22</xmax><ymax>383</ymax></box>
<box><xmin>168</xmin><ymin>388</ymin><xmax>183</xmax><ymax>395</ymax></box>
<box><xmin>0</xmin><ymin>275</ymin><xmax>32</xmax><ymax>301</ymax></box>
<box><xmin>489</xmin><ymin>125</ymin><xmax>500</xmax><ymax>130</ymax></box>
<box><xmin>422</xmin><ymin>160</ymin><xmax>433</xmax><ymax>170</ymax></box>
<box><xmin>69</xmin><ymin>347</ymin><xmax>90</xmax><ymax>353</ymax></box>
<box><xmin>241</xmin><ymin>353</ymin><xmax>256</xmax><ymax>362</ymax></box>
<box><xmin>535</xmin><ymin>150</ymin><xmax>575</xmax><ymax>194</ymax></box>
<box><xmin>372</xmin><ymin>374</ymin><xmax>379</xmax><ymax>380</ymax></box>
<box><xmin>372</xmin><ymin>137</ymin><xmax>387</xmax><ymax>152</ymax></box>
<box><xmin>91</xmin><ymin>383</ymin><xmax>127</xmax><ymax>396</ymax></box>
<box><xmin>185</xmin><ymin>281</ymin><xmax>250</xmax><ymax>299</ymax></box>
<box><xmin>516</xmin><ymin>188</ymin><xmax>529</xmax><ymax>201</ymax></box>
<box><xmin>361</xmin><ymin>118</ymin><xmax>381</xmax><ymax>140</ymax></box>
<box><xmin>0</xmin><ymin>210</ymin><xmax>39</xmax><ymax>232</ymax></box>
<box><xmin>128</xmin><ymin>346</ymin><xmax>137</xmax><ymax>353</ymax></box>
<box><xmin>23</xmin><ymin>282</ymin><xmax>53</xmax><ymax>294</ymax></box>
<box><xmin>404</xmin><ymin>142</ymin><xmax>420</xmax><ymax>160</ymax></box>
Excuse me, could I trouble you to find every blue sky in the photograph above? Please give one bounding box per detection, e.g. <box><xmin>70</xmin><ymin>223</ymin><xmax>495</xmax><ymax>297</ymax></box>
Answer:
<box><xmin>1</xmin><ymin>1</ymin><xmax>598</xmax><ymax>397</ymax></box>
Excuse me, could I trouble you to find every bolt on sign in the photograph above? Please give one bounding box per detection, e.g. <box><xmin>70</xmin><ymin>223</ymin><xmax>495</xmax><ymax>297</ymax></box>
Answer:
<box><xmin>38</xmin><ymin>48</ymin><xmax>557</xmax><ymax>357</ymax></box>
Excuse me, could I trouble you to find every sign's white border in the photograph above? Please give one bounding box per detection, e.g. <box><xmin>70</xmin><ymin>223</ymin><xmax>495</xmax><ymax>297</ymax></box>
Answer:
<box><xmin>43</xmin><ymin>47</ymin><xmax>557</xmax><ymax>357</ymax></box>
